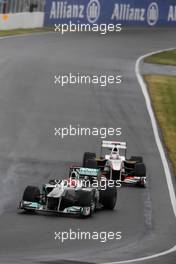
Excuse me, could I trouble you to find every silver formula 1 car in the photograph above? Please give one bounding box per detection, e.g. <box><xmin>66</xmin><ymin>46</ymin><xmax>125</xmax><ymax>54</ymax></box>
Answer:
<box><xmin>19</xmin><ymin>167</ymin><xmax>117</xmax><ymax>217</ymax></box>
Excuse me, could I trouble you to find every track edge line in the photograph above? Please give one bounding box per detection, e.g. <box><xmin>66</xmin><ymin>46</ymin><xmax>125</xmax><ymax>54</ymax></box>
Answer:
<box><xmin>103</xmin><ymin>47</ymin><xmax>176</xmax><ymax>264</ymax></box>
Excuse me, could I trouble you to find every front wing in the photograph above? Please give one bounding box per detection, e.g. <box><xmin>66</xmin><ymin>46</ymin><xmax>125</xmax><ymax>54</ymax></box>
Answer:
<box><xmin>120</xmin><ymin>175</ymin><xmax>146</xmax><ymax>187</ymax></box>
<box><xmin>18</xmin><ymin>201</ymin><xmax>91</xmax><ymax>216</ymax></box>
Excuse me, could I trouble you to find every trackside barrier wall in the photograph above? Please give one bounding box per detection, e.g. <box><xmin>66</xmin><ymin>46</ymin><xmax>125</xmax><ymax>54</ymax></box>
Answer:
<box><xmin>44</xmin><ymin>0</ymin><xmax>176</xmax><ymax>27</ymax></box>
<box><xmin>0</xmin><ymin>12</ymin><xmax>44</xmax><ymax>30</ymax></box>
<box><xmin>0</xmin><ymin>0</ymin><xmax>45</xmax><ymax>30</ymax></box>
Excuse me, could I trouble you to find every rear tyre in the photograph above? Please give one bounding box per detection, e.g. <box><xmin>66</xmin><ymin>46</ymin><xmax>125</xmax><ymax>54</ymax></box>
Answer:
<box><xmin>23</xmin><ymin>186</ymin><xmax>40</xmax><ymax>203</ymax></box>
<box><xmin>135</xmin><ymin>163</ymin><xmax>146</xmax><ymax>176</ymax></box>
<box><xmin>83</xmin><ymin>152</ymin><xmax>96</xmax><ymax>167</ymax></box>
<box><xmin>100</xmin><ymin>185</ymin><xmax>117</xmax><ymax>210</ymax></box>
<box><xmin>84</xmin><ymin>158</ymin><xmax>97</xmax><ymax>169</ymax></box>
<box><xmin>129</xmin><ymin>156</ymin><xmax>143</xmax><ymax>163</ymax></box>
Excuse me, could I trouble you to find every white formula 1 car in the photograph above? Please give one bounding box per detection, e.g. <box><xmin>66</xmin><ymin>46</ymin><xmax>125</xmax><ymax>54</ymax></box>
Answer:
<box><xmin>82</xmin><ymin>141</ymin><xmax>146</xmax><ymax>187</ymax></box>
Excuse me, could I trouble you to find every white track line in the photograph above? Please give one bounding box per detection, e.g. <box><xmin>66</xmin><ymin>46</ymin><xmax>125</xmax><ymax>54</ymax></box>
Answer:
<box><xmin>136</xmin><ymin>48</ymin><xmax>176</xmax><ymax>218</ymax></box>
<box><xmin>103</xmin><ymin>245</ymin><xmax>176</xmax><ymax>264</ymax></box>
<box><xmin>0</xmin><ymin>31</ymin><xmax>52</xmax><ymax>41</ymax></box>
<box><xmin>104</xmin><ymin>48</ymin><xmax>176</xmax><ymax>264</ymax></box>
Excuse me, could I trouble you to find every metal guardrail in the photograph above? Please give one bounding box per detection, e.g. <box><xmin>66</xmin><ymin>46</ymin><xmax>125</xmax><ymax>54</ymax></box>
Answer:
<box><xmin>0</xmin><ymin>0</ymin><xmax>45</xmax><ymax>14</ymax></box>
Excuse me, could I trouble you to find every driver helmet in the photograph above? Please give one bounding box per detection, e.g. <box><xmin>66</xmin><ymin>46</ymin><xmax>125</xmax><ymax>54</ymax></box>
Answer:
<box><xmin>110</xmin><ymin>147</ymin><xmax>120</xmax><ymax>159</ymax></box>
<box><xmin>70</xmin><ymin>171</ymin><xmax>78</xmax><ymax>179</ymax></box>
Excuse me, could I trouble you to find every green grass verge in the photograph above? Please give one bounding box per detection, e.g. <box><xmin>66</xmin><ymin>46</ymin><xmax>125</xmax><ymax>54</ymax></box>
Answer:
<box><xmin>144</xmin><ymin>49</ymin><xmax>176</xmax><ymax>66</ymax></box>
<box><xmin>144</xmin><ymin>74</ymin><xmax>176</xmax><ymax>175</ymax></box>
<box><xmin>0</xmin><ymin>27</ymin><xmax>53</xmax><ymax>37</ymax></box>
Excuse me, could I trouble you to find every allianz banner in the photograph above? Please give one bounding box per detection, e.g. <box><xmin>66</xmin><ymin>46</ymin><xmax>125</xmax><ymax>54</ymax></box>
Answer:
<box><xmin>44</xmin><ymin>0</ymin><xmax>176</xmax><ymax>26</ymax></box>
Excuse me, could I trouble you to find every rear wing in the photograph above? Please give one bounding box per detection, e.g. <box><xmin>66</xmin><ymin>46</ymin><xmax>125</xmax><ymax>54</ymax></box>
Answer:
<box><xmin>101</xmin><ymin>140</ymin><xmax>127</xmax><ymax>158</ymax></box>
<box><xmin>102</xmin><ymin>141</ymin><xmax>127</xmax><ymax>149</ymax></box>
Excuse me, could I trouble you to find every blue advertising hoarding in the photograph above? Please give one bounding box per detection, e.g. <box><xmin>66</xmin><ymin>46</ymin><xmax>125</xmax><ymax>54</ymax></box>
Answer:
<box><xmin>44</xmin><ymin>0</ymin><xmax>176</xmax><ymax>26</ymax></box>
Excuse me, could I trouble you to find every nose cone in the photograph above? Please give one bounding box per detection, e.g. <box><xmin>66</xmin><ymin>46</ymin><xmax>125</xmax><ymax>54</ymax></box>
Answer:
<box><xmin>110</xmin><ymin>160</ymin><xmax>122</xmax><ymax>171</ymax></box>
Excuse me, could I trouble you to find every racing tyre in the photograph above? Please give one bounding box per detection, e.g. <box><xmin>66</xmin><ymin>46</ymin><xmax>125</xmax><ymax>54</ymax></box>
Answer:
<box><xmin>22</xmin><ymin>186</ymin><xmax>40</xmax><ymax>203</ymax></box>
<box><xmin>83</xmin><ymin>152</ymin><xmax>96</xmax><ymax>167</ymax></box>
<box><xmin>84</xmin><ymin>158</ymin><xmax>97</xmax><ymax>169</ymax></box>
<box><xmin>76</xmin><ymin>190</ymin><xmax>94</xmax><ymax>207</ymax></box>
<box><xmin>77</xmin><ymin>190</ymin><xmax>95</xmax><ymax>218</ymax></box>
<box><xmin>129</xmin><ymin>156</ymin><xmax>143</xmax><ymax>163</ymax></box>
<box><xmin>100</xmin><ymin>185</ymin><xmax>117</xmax><ymax>210</ymax></box>
<box><xmin>135</xmin><ymin>163</ymin><xmax>146</xmax><ymax>176</ymax></box>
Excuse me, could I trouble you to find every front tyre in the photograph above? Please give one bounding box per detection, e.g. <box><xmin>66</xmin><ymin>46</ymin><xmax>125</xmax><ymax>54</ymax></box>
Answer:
<box><xmin>79</xmin><ymin>191</ymin><xmax>96</xmax><ymax>218</ymax></box>
<box><xmin>22</xmin><ymin>185</ymin><xmax>40</xmax><ymax>212</ymax></box>
<box><xmin>23</xmin><ymin>186</ymin><xmax>40</xmax><ymax>203</ymax></box>
<box><xmin>100</xmin><ymin>185</ymin><xmax>117</xmax><ymax>210</ymax></box>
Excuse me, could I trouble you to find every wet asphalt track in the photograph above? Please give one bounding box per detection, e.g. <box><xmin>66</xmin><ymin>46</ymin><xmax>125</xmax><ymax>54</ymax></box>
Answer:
<box><xmin>0</xmin><ymin>28</ymin><xmax>176</xmax><ymax>264</ymax></box>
